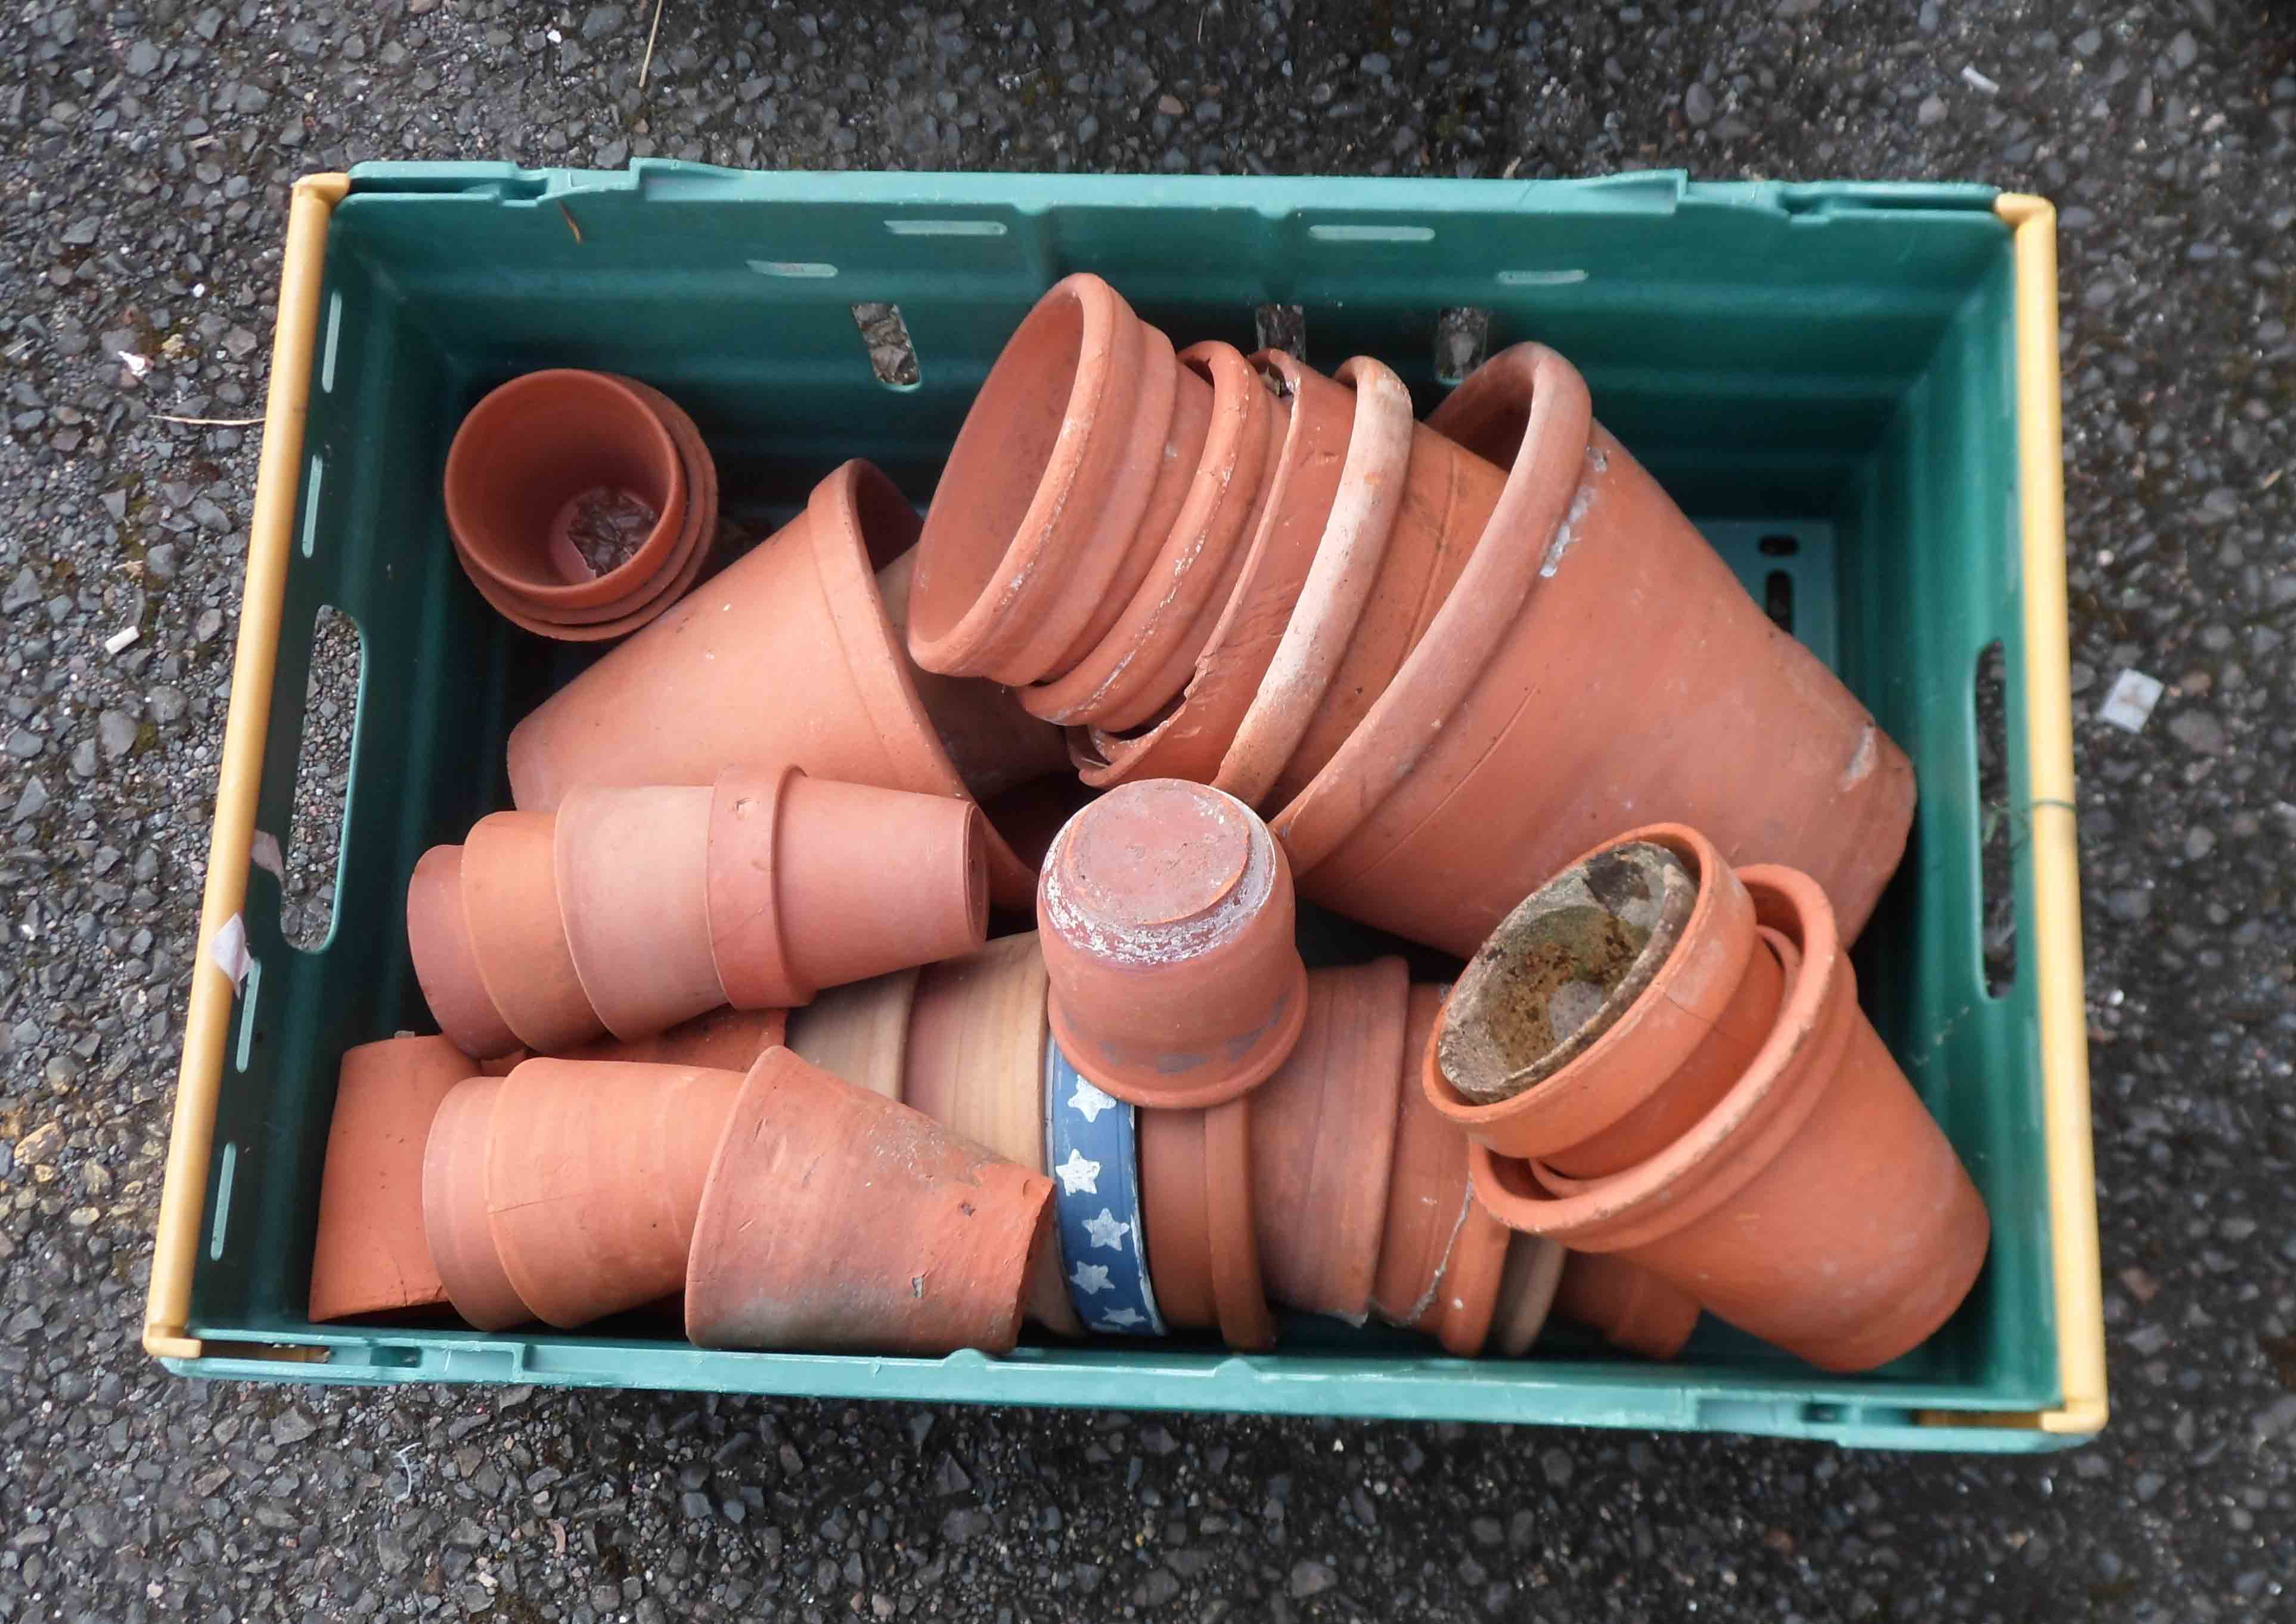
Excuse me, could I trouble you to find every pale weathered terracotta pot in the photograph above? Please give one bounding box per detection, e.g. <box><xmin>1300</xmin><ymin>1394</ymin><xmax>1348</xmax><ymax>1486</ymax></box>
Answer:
<box><xmin>1426</xmin><ymin>825</ymin><xmax>1786</xmax><ymax>1177</ymax></box>
<box><xmin>1038</xmin><ymin>780</ymin><xmax>1307</xmax><ymax>1108</ymax></box>
<box><xmin>505</xmin><ymin>460</ymin><xmax>1051</xmax><ymax>906</ymax></box>
<box><xmin>455</xmin><ymin>810</ymin><xmax>597</xmax><ymax>1056</ymax></box>
<box><xmin>420</xmin><ymin>1076</ymin><xmax>533</xmax><ymax>1331</ymax></box>
<box><xmin>309</xmin><ymin>1036</ymin><xmax>474</xmax><ymax>1322</ymax></box>
<box><xmin>1470</xmin><ymin>865</ymin><xmax>1992</xmax><ymax>1372</ymax></box>
<box><xmin>559</xmin><ymin>1006</ymin><xmax>789</xmax><ymax>1070</ymax></box>
<box><xmin>406</xmin><ymin>844</ymin><xmax>519</xmax><ymax>1060</ymax></box>
<box><xmin>784</xmin><ymin>968</ymin><xmax>920</xmax><ymax>1101</ymax></box>
<box><xmin>1271</xmin><ymin>342</ymin><xmax>1916</xmax><ymax>955</ymax></box>
<box><xmin>685</xmin><ymin>1047</ymin><xmax>1057</xmax><ymax>1356</ymax></box>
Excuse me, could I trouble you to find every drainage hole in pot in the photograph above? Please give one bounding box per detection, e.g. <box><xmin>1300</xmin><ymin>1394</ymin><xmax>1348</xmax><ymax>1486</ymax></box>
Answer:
<box><xmin>1974</xmin><ymin>639</ymin><xmax>2017</xmax><ymax>996</ymax></box>
<box><xmin>852</xmin><ymin>302</ymin><xmax>921</xmax><ymax>389</ymax></box>
<box><xmin>1254</xmin><ymin>303</ymin><xmax>1306</xmax><ymax>361</ymax></box>
<box><xmin>1763</xmin><ymin>571</ymin><xmax>1795</xmax><ymax>636</ymax></box>
<box><xmin>1758</xmin><ymin>532</ymin><xmax>1800</xmax><ymax>557</ymax></box>
<box><xmin>1435</xmin><ymin>307</ymin><xmax>1492</xmax><ymax>386</ymax></box>
<box><xmin>281</xmin><ymin>606</ymin><xmax>364</xmax><ymax>951</ymax></box>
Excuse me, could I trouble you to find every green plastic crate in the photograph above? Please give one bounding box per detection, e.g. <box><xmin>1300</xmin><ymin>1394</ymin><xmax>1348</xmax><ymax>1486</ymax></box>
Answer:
<box><xmin>147</xmin><ymin>166</ymin><xmax>2103</xmax><ymax>1450</ymax></box>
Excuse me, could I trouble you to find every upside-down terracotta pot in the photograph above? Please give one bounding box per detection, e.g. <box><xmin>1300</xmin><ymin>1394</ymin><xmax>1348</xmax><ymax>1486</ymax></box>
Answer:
<box><xmin>1552</xmin><ymin>1251</ymin><xmax>1703</xmax><ymax>1360</ymax></box>
<box><xmin>455</xmin><ymin>810</ymin><xmax>595</xmax><ymax>1056</ymax></box>
<box><xmin>482</xmin><ymin>1059</ymin><xmax>744</xmax><ymax>1329</ymax></box>
<box><xmin>406</xmin><ymin>845</ymin><xmax>519</xmax><ymax>1061</ymax></box>
<box><xmin>443</xmin><ymin>370</ymin><xmax>721</xmax><ymax>641</ymax></box>
<box><xmin>309</xmin><ymin>1036</ymin><xmax>474</xmax><ymax>1323</ymax></box>
<box><xmin>1470</xmin><ymin>864</ymin><xmax>1992</xmax><ymax>1372</ymax></box>
<box><xmin>905</xmin><ymin>272</ymin><xmax>1215</xmax><ymax>689</ymax></box>
<box><xmin>1072</xmin><ymin>349</ymin><xmax>1352</xmax><ymax>791</ymax></box>
<box><xmin>1137</xmin><ymin>1097</ymin><xmax>1277</xmax><ymax>1350</ymax></box>
<box><xmin>1038</xmin><ymin>779</ymin><xmax>1307</xmax><ymax>1108</ymax></box>
<box><xmin>505</xmin><ymin>461</ymin><xmax>1059</xmax><ymax>907</ymax></box>
<box><xmin>1426</xmin><ymin>825</ymin><xmax>1786</xmax><ymax>1178</ymax></box>
<box><xmin>420</xmin><ymin>1076</ymin><xmax>532</xmax><ymax>1331</ymax></box>
<box><xmin>685</xmin><ymin>1047</ymin><xmax>1058</xmax><ymax>1356</ymax></box>
<box><xmin>1270</xmin><ymin>342</ymin><xmax>1916</xmax><ymax>954</ymax></box>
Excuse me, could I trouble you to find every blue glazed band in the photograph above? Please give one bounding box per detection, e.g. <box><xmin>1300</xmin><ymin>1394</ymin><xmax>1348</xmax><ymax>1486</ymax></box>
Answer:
<box><xmin>1044</xmin><ymin>1034</ymin><xmax>1165</xmax><ymax>1337</ymax></box>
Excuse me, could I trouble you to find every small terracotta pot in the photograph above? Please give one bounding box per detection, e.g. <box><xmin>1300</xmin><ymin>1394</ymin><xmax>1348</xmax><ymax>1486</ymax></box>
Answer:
<box><xmin>784</xmin><ymin>967</ymin><xmax>920</xmax><ymax>1101</ymax></box>
<box><xmin>406</xmin><ymin>844</ymin><xmax>519</xmax><ymax>1060</ymax></box>
<box><xmin>902</xmin><ymin>932</ymin><xmax>1052</xmax><ymax>1174</ymax></box>
<box><xmin>1272</xmin><ymin>343</ymin><xmax>1916</xmax><ymax>954</ymax></box>
<box><xmin>905</xmin><ymin>272</ymin><xmax>1214</xmax><ymax>687</ymax></box>
<box><xmin>685</xmin><ymin>1047</ymin><xmax>1057</xmax><ymax>1356</ymax></box>
<box><xmin>708</xmin><ymin>765</ymin><xmax>989</xmax><ymax>1008</ymax></box>
<box><xmin>457</xmin><ymin>811</ymin><xmax>598</xmax><ymax>1056</ymax></box>
<box><xmin>1470</xmin><ymin>864</ymin><xmax>1992</xmax><ymax>1372</ymax></box>
<box><xmin>1552</xmin><ymin>1251</ymin><xmax>1702</xmax><ymax>1360</ymax></box>
<box><xmin>1072</xmin><ymin>349</ymin><xmax>1353</xmax><ymax>791</ymax></box>
<box><xmin>483</xmin><ymin>1059</ymin><xmax>744</xmax><ymax>1329</ymax></box>
<box><xmin>1017</xmin><ymin>340</ymin><xmax>1287</xmax><ymax>728</ymax></box>
<box><xmin>309</xmin><ymin>1036</ymin><xmax>474</xmax><ymax>1322</ymax></box>
<box><xmin>554</xmin><ymin>783</ymin><xmax>724</xmax><ymax>1043</ymax></box>
<box><xmin>1038</xmin><ymin>780</ymin><xmax>1307</xmax><ymax>1108</ymax></box>
<box><xmin>420</xmin><ymin>1076</ymin><xmax>533</xmax><ymax>1331</ymax></box>
<box><xmin>1245</xmin><ymin>957</ymin><xmax>1410</xmax><ymax>1322</ymax></box>
<box><xmin>444</xmin><ymin>372</ymin><xmax>721</xmax><ymax>641</ymax></box>
<box><xmin>1137</xmin><ymin>1098</ymin><xmax>1277</xmax><ymax>1350</ymax></box>
<box><xmin>559</xmin><ymin>1006</ymin><xmax>790</xmax><ymax>1071</ymax></box>
<box><xmin>1426</xmin><ymin>825</ymin><xmax>1787</xmax><ymax>1177</ymax></box>
<box><xmin>505</xmin><ymin>461</ymin><xmax>1046</xmax><ymax>906</ymax></box>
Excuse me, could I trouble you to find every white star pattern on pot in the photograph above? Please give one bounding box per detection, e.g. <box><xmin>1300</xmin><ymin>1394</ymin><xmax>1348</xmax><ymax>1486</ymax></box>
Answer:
<box><xmin>1082</xmin><ymin>1208</ymin><xmax>1131</xmax><ymax>1251</ymax></box>
<box><xmin>1069</xmin><ymin>1262</ymin><xmax>1112</xmax><ymax>1295</ymax></box>
<box><xmin>1095</xmin><ymin>1307</ymin><xmax>1144</xmax><ymax>1331</ymax></box>
<box><xmin>1055</xmin><ymin>1147</ymin><xmax>1102</xmax><ymax>1196</ymax></box>
<box><xmin>1068</xmin><ymin>1077</ymin><xmax>1117</xmax><ymax>1123</ymax></box>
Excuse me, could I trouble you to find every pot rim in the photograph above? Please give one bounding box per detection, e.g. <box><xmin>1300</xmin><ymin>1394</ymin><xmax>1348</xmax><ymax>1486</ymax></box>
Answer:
<box><xmin>1214</xmin><ymin>354</ymin><xmax>1415</xmax><ymax>808</ymax></box>
<box><xmin>1203</xmin><ymin>1096</ymin><xmax>1277</xmax><ymax>1350</ymax></box>
<box><xmin>1469</xmin><ymin>867</ymin><xmax>1857</xmax><ymax>1248</ymax></box>
<box><xmin>419</xmin><ymin>1075</ymin><xmax>532</xmax><ymax>1331</ymax></box>
<box><xmin>1422</xmin><ymin>823</ymin><xmax>1755</xmax><ymax>1153</ymax></box>
<box><xmin>1271</xmin><ymin>343</ymin><xmax>1594</xmax><ymax>873</ymax></box>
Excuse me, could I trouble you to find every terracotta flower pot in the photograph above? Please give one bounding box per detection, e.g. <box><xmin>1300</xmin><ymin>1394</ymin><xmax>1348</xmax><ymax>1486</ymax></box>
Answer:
<box><xmin>1072</xmin><ymin>349</ymin><xmax>1352</xmax><ymax>791</ymax></box>
<box><xmin>904</xmin><ymin>272</ymin><xmax>1214</xmax><ymax>687</ymax></box>
<box><xmin>309</xmin><ymin>1036</ymin><xmax>474</xmax><ymax>1323</ymax></box>
<box><xmin>1470</xmin><ymin>864</ymin><xmax>1992</xmax><ymax>1372</ymax></box>
<box><xmin>685</xmin><ymin>1047</ymin><xmax>1057</xmax><ymax>1356</ymax></box>
<box><xmin>559</xmin><ymin>1006</ymin><xmax>789</xmax><ymax>1071</ymax></box>
<box><xmin>1039</xmin><ymin>779</ymin><xmax>1307</xmax><ymax>1108</ymax></box>
<box><xmin>1016</xmin><ymin>340</ymin><xmax>1287</xmax><ymax>729</ymax></box>
<box><xmin>784</xmin><ymin>968</ymin><xmax>920</xmax><ymax>1101</ymax></box>
<box><xmin>1137</xmin><ymin>1097</ymin><xmax>1276</xmax><ymax>1350</ymax></box>
<box><xmin>1271</xmin><ymin>343</ymin><xmax>1916</xmax><ymax>955</ymax></box>
<box><xmin>443</xmin><ymin>371</ymin><xmax>721</xmax><ymax>641</ymax></box>
<box><xmin>1244</xmin><ymin>957</ymin><xmax>1410</xmax><ymax>1322</ymax></box>
<box><xmin>420</xmin><ymin>1076</ymin><xmax>533</xmax><ymax>1331</ymax></box>
<box><xmin>505</xmin><ymin>460</ymin><xmax>1053</xmax><ymax>906</ymax></box>
<box><xmin>553</xmin><ymin>782</ymin><xmax>725</xmax><ymax>1043</ymax></box>
<box><xmin>1552</xmin><ymin>1251</ymin><xmax>1702</xmax><ymax>1360</ymax></box>
<box><xmin>405</xmin><ymin>844</ymin><xmax>519</xmax><ymax>1060</ymax></box>
<box><xmin>456</xmin><ymin>811</ymin><xmax>597</xmax><ymax>1056</ymax></box>
<box><xmin>1426</xmin><ymin>825</ymin><xmax>1787</xmax><ymax>1178</ymax></box>
<box><xmin>483</xmin><ymin>1059</ymin><xmax>744</xmax><ymax>1329</ymax></box>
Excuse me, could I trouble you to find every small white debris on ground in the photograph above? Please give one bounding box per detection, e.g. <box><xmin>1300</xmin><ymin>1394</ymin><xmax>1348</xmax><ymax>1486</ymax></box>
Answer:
<box><xmin>2098</xmin><ymin>668</ymin><xmax>2165</xmax><ymax>733</ymax></box>
<box><xmin>1960</xmin><ymin>65</ymin><xmax>2001</xmax><ymax>94</ymax></box>
<box><xmin>103</xmin><ymin>626</ymin><xmax>139</xmax><ymax>655</ymax></box>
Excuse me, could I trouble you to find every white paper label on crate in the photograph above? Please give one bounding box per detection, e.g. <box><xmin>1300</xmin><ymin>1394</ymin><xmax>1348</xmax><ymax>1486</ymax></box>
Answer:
<box><xmin>209</xmin><ymin>913</ymin><xmax>253</xmax><ymax>990</ymax></box>
<box><xmin>2098</xmin><ymin>668</ymin><xmax>2164</xmax><ymax>734</ymax></box>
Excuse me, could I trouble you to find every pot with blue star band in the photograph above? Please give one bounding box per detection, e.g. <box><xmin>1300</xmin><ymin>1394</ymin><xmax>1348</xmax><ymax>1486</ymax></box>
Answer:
<box><xmin>1044</xmin><ymin>1036</ymin><xmax>1165</xmax><ymax>1335</ymax></box>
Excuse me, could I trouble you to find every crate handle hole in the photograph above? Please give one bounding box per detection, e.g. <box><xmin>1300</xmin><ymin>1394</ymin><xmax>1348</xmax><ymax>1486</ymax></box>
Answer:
<box><xmin>209</xmin><ymin>1142</ymin><xmax>238</xmax><ymax>1262</ymax></box>
<box><xmin>1435</xmin><ymin>307</ymin><xmax>1491</xmax><ymax>386</ymax></box>
<box><xmin>281</xmin><ymin>606</ymin><xmax>365</xmax><ymax>952</ymax></box>
<box><xmin>851</xmin><ymin>303</ymin><xmax>921</xmax><ymax>390</ymax></box>
<box><xmin>1758</xmin><ymin>532</ymin><xmax>1800</xmax><ymax>558</ymax></box>
<box><xmin>1254</xmin><ymin>303</ymin><xmax>1306</xmax><ymax>361</ymax></box>
<box><xmin>1763</xmin><ymin>570</ymin><xmax>1795</xmax><ymax>635</ymax></box>
<box><xmin>1974</xmin><ymin>640</ymin><xmax>2018</xmax><ymax>996</ymax></box>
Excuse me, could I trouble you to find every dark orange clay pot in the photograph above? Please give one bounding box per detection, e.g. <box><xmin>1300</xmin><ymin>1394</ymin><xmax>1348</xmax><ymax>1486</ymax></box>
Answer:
<box><xmin>405</xmin><ymin>844</ymin><xmax>520</xmax><ymax>1060</ymax></box>
<box><xmin>1552</xmin><ymin>1251</ymin><xmax>1703</xmax><ymax>1360</ymax></box>
<box><xmin>457</xmin><ymin>810</ymin><xmax>597</xmax><ymax>1056</ymax></box>
<box><xmin>1073</xmin><ymin>349</ymin><xmax>1353</xmax><ymax>792</ymax></box>
<box><xmin>1038</xmin><ymin>780</ymin><xmax>1307</xmax><ymax>1108</ymax></box>
<box><xmin>1426</xmin><ymin>825</ymin><xmax>1786</xmax><ymax>1177</ymax></box>
<box><xmin>420</xmin><ymin>1076</ymin><xmax>533</xmax><ymax>1331</ymax></box>
<box><xmin>505</xmin><ymin>461</ymin><xmax>1048</xmax><ymax>906</ymax></box>
<box><xmin>1137</xmin><ymin>1098</ymin><xmax>1277</xmax><ymax>1350</ymax></box>
<box><xmin>309</xmin><ymin>1036</ymin><xmax>474</xmax><ymax>1322</ymax></box>
<box><xmin>685</xmin><ymin>1047</ymin><xmax>1057</xmax><ymax>1356</ymax></box>
<box><xmin>1272</xmin><ymin>343</ymin><xmax>1916</xmax><ymax>955</ymax></box>
<box><xmin>905</xmin><ymin>273</ymin><xmax>1212</xmax><ymax>687</ymax></box>
<box><xmin>1471</xmin><ymin>865</ymin><xmax>1992</xmax><ymax>1373</ymax></box>
<box><xmin>484</xmin><ymin>1059</ymin><xmax>744</xmax><ymax>1329</ymax></box>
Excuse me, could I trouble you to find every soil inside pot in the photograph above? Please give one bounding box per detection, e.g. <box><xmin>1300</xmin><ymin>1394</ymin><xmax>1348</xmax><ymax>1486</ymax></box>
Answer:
<box><xmin>559</xmin><ymin>486</ymin><xmax>661</xmax><ymax>577</ymax></box>
<box><xmin>1438</xmin><ymin>841</ymin><xmax>1695</xmax><ymax>1105</ymax></box>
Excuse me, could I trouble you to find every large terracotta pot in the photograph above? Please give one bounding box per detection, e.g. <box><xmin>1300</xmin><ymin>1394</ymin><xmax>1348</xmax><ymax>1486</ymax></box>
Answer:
<box><xmin>1071</xmin><ymin>349</ymin><xmax>1352</xmax><ymax>791</ymax></box>
<box><xmin>309</xmin><ymin>1036</ymin><xmax>474</xmax><ymax>1323</ymax></box>
<box><xmin>505</xmin><ymin>460</ymin><xmax>1057</xmax><ymax>906</ymax></box>
<box><xmin>483</xmin><ymin>1059</ymin><xmax>744</xmax><ymax>1329</ymax></box>
<box><xmin>1426</xmin><ymin>825</ymin><xmax>1786</xmax><ymax>1177</ymax></box>
<box><xmin>685</xmin><ymin>1047</ymin><xmax>1057</xmax><ymax>1356</ymax></box>
<box><xmin>1137</xmin><ymin>1098</ymin><xmax>1276</xmax><ymax>1350</ymax></box>
<box><xmin>420</xmin><ymin>1076</ymin><xmax>533</xmax><ymax>1331</ymax></box>
<box><xmin>1038</xmin><ymin>780</ymin><xmax>1307</xmax><ymax>1108</ymax></box>
<box><xmin>904</xmin><ymin>272</ymin><xmax>1214</xmax><ymax>687</ymax></box>
<box><xmin>455</xmin><ymin>810</ymin><xmax>595</xmax><ymax>1056</ymax></box>
<box><xmin>1470</xmin><ymin>864</ymin><xmax>1992</xmax><ymax>1372</ymax></box>
<box><xmin>443</xmin><ymin>371</ymin><xmax>719</xmax><ymax>641</ymax></box>
<box><xmin>1271</xmin><ymin>343</ymin><xmax>1917</xmax><ymax>954</ymax></box>
<box><xmin>785</xmin><ymin>968</ymin><xmax>920</xmax><ymax>1101</ymax></box>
